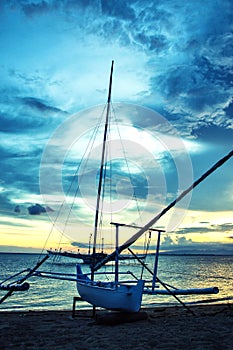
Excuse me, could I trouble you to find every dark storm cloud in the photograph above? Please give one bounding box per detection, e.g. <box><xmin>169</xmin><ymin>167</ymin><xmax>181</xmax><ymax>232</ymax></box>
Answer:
<box><xmin>22</xmin><ymin>97</ymin><xmax>65</xmax><ymax>114</ymax></box>
<box><xmin>157</xmin><ymin>52</ymin><xmax>232</xmax><ymax>117</ymax></box>
<box><xmin>1</xmin><ymin>0</ymin><xmax>55</xmax><ymax>17</ymax></box>
<box><xmin>211</xmin><ymin>223</ymin><xmax>233</xmax><ymax>232</ymax></box>
<box><xmin>71</xmin><ymin>241</ymin><xmax>89</xmax><ymax>249</ymax></box>
<box><xmin>175</xmin><ymin>223</ymin><xmax>233</xmax><ymax>235</ymax></box>
<box><xmin>6</xmin><ymin>0</ymin><xmax>232</xmax><ymax>112</ymax></box>
<box><xmin>0</xmin><ymin>88</ymin><xmax>68</xmax><ymax>210</ymax></box>
<box><xmin>124</xmin><ymin>1</ymin><xmax>233</xmax><ymax>136</ymax></box>
<box><xmin>0</xmin><ymin>140</ymin><xmax>44</xmax><ymax>215</ymax></box>
<box><xmin>101</xmin><ymin>0</ymin><xmax>135</xmax><ymax>20</ymax></box>
<box><xmin>0</xmin><ymin>191</ymin><xmax>15</xmax><ymax>214</ymax></box>
<box><xmin>191</xmin><ymin>126</ymin><xmax>233</xmax><ymax>145</ymax></box>
<box><xmin>28</xmin><ymin>203</ymin><xmax>46</xmax><ymax>215</ymax></box>
<box><xmin>0</xmin><ymin>218</ymin><xmax>32</xmax><ymax>228</ymax></box>
<box><xmin>0</xmin><ymin>109</ymin><xmax>53</xmax><ymax>134</ymax></box>
<box><xmin>160</xmin><ymin>233</ymin><xmax>233</xmax><ymax>255</ymax></box>
<box><xmin>14</xmin><ymin>0</ymin><xmax>135</xmax><ymax>21</ymax></box>
<box><xmin>0</xmin><ymin>93</ymin><xmax>67</xmax><ymax>134</ymax></box>
<box><xmin>22</xmin><ymin>0</ymin><xmax>54</xmax><ymax>16</ymax></box>
<box><xmin>56</xmin><ymin>0</ymin><xmax>233</xmax><ymax>138</ymax></box>
<box><xmin>224</xmin><ymin>99</ymin><xmax>233</xmax><ymax>118</ymax></box>
<box><xmin>161</xmin><ymin>242</ymin><xmax>233</xmax><ymax>255</ymax></box>
<box><xmin>176</xmin><ymin>227</ymin><xmax>211</xmax><ymax>235</ymax></box>
<box><xmin>5</xmin><ymin>0</ymin><xmax>89</xmax><ymax>17</ymax></box>
<box><xmin>128</xmin><ymin>238</ymin><xmax>233</xmax><ymax>255</ymax></box>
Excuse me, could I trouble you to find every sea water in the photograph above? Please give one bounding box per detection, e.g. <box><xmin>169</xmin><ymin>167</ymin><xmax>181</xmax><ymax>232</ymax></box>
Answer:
<box><xmin>0</xmin><ymin>253</ymin><xmax>232</xmax><ymax>311</ymax></box>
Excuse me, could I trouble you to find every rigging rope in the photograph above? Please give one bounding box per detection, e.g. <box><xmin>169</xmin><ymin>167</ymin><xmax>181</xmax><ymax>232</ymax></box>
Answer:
<box><xmin>94</xmin><ymin>149</ymin><xmax>233</xmax><ymax>271</ymax></box>
<box><xmin>39</xmin><ymin>104</ymin><xmax>108</xmax><ymax>260</ymax></box>
<box><xmin>111</xmin><ymin>103</ymin><xmax>144</xmax><ymax>227</ymax></box>
<box><xmin>140</xmin><ymin>231</ymin><xmax>152</xmax><ymax>279</ymax></box>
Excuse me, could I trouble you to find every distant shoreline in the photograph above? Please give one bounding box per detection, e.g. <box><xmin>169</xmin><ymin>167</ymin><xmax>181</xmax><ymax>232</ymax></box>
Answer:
<box><xmin>1</xmin><ymin>251</ymin><xmax>233</xmax><ymax>257</ymax></box>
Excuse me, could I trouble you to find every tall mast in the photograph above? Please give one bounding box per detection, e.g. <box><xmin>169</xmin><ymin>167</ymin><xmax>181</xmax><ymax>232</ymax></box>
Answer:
<box><xmin>91</xmin><ymin>60</ymin><xmax>114</xmax><ymax>276</ymax></box>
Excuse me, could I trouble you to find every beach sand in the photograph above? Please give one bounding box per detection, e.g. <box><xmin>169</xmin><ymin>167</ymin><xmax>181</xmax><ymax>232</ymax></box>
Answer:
<box><xmin>0</xmin><ymin>303</ymin><xmax>232</xmax><ymax>350</ymax></box>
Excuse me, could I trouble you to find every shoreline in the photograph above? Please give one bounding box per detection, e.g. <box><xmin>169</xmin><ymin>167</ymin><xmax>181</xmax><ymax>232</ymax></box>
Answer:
<box><xmin>1</xmin><ymin>303</ymin><xmax>232</xmax><ymax>349</ymax></box>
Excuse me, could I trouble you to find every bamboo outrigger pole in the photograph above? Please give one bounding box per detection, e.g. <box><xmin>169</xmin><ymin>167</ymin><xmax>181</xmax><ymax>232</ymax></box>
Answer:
<box><xmin>0</xmin><ymin>255</ymin><xmax>49</xmax><ymax>304</ymax></box>
<box><xmin>94</xmin><ymin>149</ymin><xmax>233</xmax><ymax>271</ymax></box>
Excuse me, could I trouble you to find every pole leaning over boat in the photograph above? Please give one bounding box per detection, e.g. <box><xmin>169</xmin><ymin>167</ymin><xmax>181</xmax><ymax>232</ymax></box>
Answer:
<box><xmin>94</xmin><ymin>149</ymin><xmax>233</xmax><ymax>271</ymax></box>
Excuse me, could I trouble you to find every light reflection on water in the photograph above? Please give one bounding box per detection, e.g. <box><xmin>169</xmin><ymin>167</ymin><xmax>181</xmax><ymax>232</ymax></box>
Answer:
<box><xmin>0</xmin><ymin>253</ymin><xmax>232</xmax><ymax>311</ymax></box>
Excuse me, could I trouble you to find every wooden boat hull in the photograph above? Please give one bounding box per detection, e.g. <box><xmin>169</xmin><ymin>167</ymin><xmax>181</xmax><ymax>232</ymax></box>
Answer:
<box><xmin>76</xmin><ymin>265</ymin><xmax>144</xmax><ymax>312</ymax></box>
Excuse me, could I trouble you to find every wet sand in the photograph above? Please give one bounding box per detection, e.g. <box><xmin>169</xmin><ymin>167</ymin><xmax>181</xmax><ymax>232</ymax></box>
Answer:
<box><xmin>0</xmin><ymin>303</ymin><xmax>232</xmax><ymax>349</ymax></box>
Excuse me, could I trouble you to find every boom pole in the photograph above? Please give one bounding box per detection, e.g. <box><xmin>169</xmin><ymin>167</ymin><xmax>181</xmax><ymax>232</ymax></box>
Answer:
<box><xmin>94</xmin><ymin>149</ymin><xmax>233</xmax><ymax>271</ymax></box>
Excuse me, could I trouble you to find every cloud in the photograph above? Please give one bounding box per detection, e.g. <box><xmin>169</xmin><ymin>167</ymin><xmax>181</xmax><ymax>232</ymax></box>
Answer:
<box><xmin>161</xmin><ymin>242</ymin><xmax>233</xmax><ymax>255</ymax></box>
<box><xmin>14</xmin><ymin>205</ymin><xmax>20</xmax><ymax>213</ymax></box>
<box><xmin>161</xmin><ymin>234</ymin><xmax>193</xmax><ymax>247</ymax></box>
<box><xmin>0</xmin><ymin>189</ymin><xmax>18</xmax><ymax>215</ymax></box>
<box><xmin>0</xmin><ymin>218</ymin><xmax>32</xmax><ymax>228</ymax></box>
<box><xmin>210</xmin><ymin>223</ymin><xmax>233</xmax><ymax>232</ymax></box>
<box><xmin>175</xmin><ymin>223</ymin><xmax>233</xmax><ymax>236</ymax></box>
<box><xmin>0</xmin><ymin>0</ymin><xmax>232</xmax><ymax>252</ymax></box>
<box><xmin>0</xmin><ymin>245</ymin><xmax>42</xmax><ymax>253</ymax></box>
<box><xmin>71</xmin><ymin>241</ymin><xmax>89</xmax><ymax>249</ymax></box>
<box><xmin>3</xmin><ymin>0</ymin><xmax>232</xmax><ymax>132</ymax></box>
<box><xmin>26</xmin><ymin>203</ymin><xmax>53</xmax><ymax>216</ymax></box>
<box><xmin>176</xmin><ymin>236</ymin><xmax>193</xmax><ymax>245</ymax></box>
<box><xmin>132</xmin><ymin>235</ymin><xmax>233</xmax><ymax>255</ymax></box>
<box><xmin>21</xmin><ymin>0</ymin><xmax>54</xmax><ymax>17</ymax></box>
<box><xmin>101</xmin><ymin>0</ymin><xmax>135</xmax><ymax>20</ymax></box>
<box><xmin>162</xmin><ymin>235</ymin><xmax>174</xmax><ymax>246</ymax></box>
<box><xmin>22</xmin><ymin>97</ymin><xmax>66</xmax><ymax>114</ymax></box>
<box><xmin>191</xmin><ymin>126</ymin><xmax>233</xmax><ymax>145</ymax></box>
<box><xmin>27</xmin><ymin>203</ymin><xmax>46</xmax><ymax>215</ymax></box>
<box><xmin>160</xmin><ymin>232</ymin><xmax>233</xmax><ymax>255</ymax></box>
<box><xmin>0</xmin><ymin>90</ymin><xmax>68</xmax><ymax>134</ymax></box>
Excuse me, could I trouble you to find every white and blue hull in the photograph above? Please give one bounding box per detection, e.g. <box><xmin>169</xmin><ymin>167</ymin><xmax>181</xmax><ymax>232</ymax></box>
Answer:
<box><xmin>76</xmin><ymin>265</ymin><xmax>144</xmax><ymax>312</ymax></box>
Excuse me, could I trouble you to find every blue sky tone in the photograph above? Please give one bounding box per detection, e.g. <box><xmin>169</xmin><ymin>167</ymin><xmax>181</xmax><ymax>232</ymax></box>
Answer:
<box><xmin>0</xmin><ymin>0</ymin><xmax>233</xmax><ymax>254</ymax></box>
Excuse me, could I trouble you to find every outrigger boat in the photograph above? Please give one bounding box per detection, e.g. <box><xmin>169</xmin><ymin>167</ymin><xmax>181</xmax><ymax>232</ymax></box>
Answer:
<box><xmin>1</xmin><ymin>61</ymin><xmax>232</xmax><ymax>313</ymax></box>
<box><xmin>47</xmin><ymin>248</ymin><xmax>145</xmax><ymax>266</ymax></box>
<box><xmin>47</xmin><ymin>248</ymin><xmax>108</xmax><ymax>265</ymax></box>
<box><xmin>74</xmin><ymin>61</ymin><xmax>146</xmax><ymax>312</ymax></box>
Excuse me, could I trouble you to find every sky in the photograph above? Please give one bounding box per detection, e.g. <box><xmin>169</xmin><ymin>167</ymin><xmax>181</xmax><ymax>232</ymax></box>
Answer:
<box><xmin>0</xmin><ymin>0</ymin><xmax>233</xmax><ymax>255</ymax></box>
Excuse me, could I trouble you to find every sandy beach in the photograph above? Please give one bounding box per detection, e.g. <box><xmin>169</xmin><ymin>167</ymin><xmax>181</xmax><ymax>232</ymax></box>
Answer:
<box><xmin>0</xmin><ymin>303</ymin><xmax>232</xmax><ymax>350</ymax></box>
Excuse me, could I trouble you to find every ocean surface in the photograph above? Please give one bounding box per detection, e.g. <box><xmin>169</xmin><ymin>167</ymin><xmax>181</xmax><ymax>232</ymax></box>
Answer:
<box><xmin>0</xmin><ymin>253</ymin><xmax>232</xmax><ymax>311</ymax></box>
